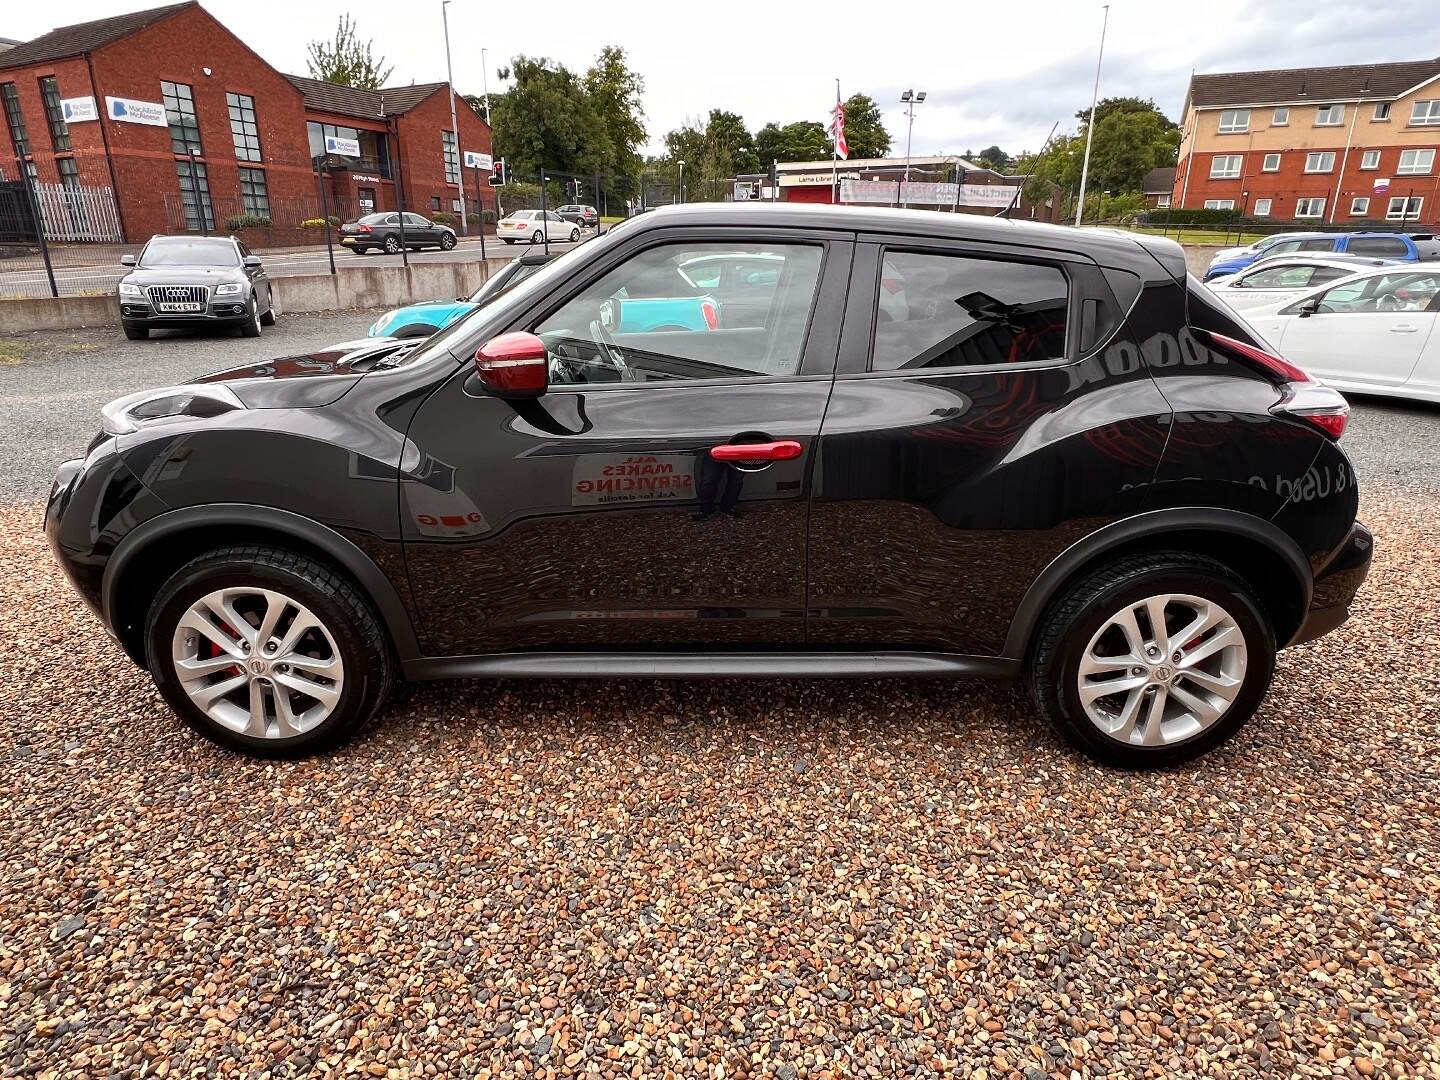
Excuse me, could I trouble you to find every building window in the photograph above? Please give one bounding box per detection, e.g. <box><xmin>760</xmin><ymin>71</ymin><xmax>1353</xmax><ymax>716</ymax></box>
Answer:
<box><xmin>1271</xmin><ymin>107</ymin><xmax>1289</xmax><ymax>126</ymax></box>
<box><xmin>1372</xmin><ymin>102</ymin><xmax>1391</xmax><ymax>121</ymax></box>
<box><xmin>162</xmin><ymin>80</ymin><xmax>201</xmax><ymax>156</ymax></box>
<box><xmin>1156</xmin><ymin>194</ymin><xmax>1170</xmax><ymax>207</ymax></box>
<box><xmin>175</xmin><ymin>159</ymin><xmax>214</xmax><ymax>231</ymax></box>
<box><xmin>1262</xmin><ymin>153</ymin><xmax>1281</xmax><ymax>172</ymax></box>
<box><xmin>1218</xmin><ymin>109</ymin><xmax>1250</xmax><ymax>133</ymax></box>
<box><xmin>1397</xmin><ymin>148</ymin><xmax>1435</xmax><ymax>175</ymax></box>
<box><xmin>442</xmin><ymin>129</ymin><xmax>459</xmax><ymax>185</ymax></box>
<box><xmin>1314</xmin><ymin>104</ymin><xmax>1344</xmax><ymax>127</ymax></box>
<box><xmin>1350</xmin><ymin>197</ymin><xmax>1370</xmax><ymax>216</ymax></box>
<box><xmin>1202</xmin><ymin>199</ymin><xmax>1235</xmax><ymax>210</ymax></box>
<box><xmin>0</xmin><ymin>83</ymin><xmax>30</xmax><ymax>159</ymax></box>
<box><xmin>1360</xmin><ymin>149</ymin><xmax>1381</xmax><ymax>170</ymax></box>
<box><xmin>1209</xmin><ymin>155</ymin><xmax>1242</xmax><ymax>179</ymax></box>
<box><xmin>226</xmin><ymin>92</ymin><xmax>261</xmax><ymax>162</ymax></box>
<box><xmin>1295</xmin><ymin>197</ymin><xmax>1326</xmax><ymax>218</ymax></box>
<box><xmin>56</xmin><ymin>156</ymin><xmax>80</xmax><ymax>189</ymax></box>
<box><xmin>1410</xmin><ymin>100</ymin><xmax>1440</xmax><ymax>126</ymax></box>
<box><xmin>238</xmin><ymin>166</ymin><xmax>269</xmax><ymax>217</ymax></box>
<box><xmin>306</xmin><ymin>121</ymin><xmax>390</xmax><ymax>177</ymax></box>
<box><xmin>1387</xmin><ymin>196</ymin><xmax>1423</xmax><ymax>220</ymax></box>
<box><xmin>430</xmin><ymin>195</ymin><xmax>441</xmax><ymax>210</ymax></box>
<box><xmin>1304</xmin><ymin>151</ymin><xmax>1336</xmax><ymax>173</ymax></box>
<box><xmin>38</xmin><ymin>77</ymin><xmax>70</xmax><ymax>152</ymax></box>
<box><xmin>1253</xmin><ymin>198</ymin><xmax>1272</xmax><ymax>216</ymax></box>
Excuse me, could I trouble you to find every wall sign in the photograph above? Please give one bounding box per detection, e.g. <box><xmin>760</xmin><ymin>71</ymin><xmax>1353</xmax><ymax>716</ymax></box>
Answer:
<box><xmin>351</xmin><ymin>173</ymin><xmax>381</xmax><ymax>183</ymax></box>
<box><xmin>464</xmin><ymin>150</ymin><xmax>493</xmax><ymax>170</ymax></box>
<box><xmin>60</xmin><ymin>97</ymin><xmax>98</xmax><ymax>122</ymax></box>
<box><xmin>105</xmin><ymin>96</ymin><xmax>168</xmax><ymax>126</ymax></box>
<box><xmin>324</xmin><ymin>134</ymin><xmax>361</xmax><ymax>157</ymax></box>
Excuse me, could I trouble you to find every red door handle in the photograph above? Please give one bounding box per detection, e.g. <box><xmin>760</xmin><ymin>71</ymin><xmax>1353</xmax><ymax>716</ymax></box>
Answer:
<box><xmin>710</xmin><ymin>440</ymin><xmax>803</xmax><ymax>462</ymax></box>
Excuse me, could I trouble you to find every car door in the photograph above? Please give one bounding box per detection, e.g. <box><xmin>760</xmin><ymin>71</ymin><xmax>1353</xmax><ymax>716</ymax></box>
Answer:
<box><xmin>399</xmin><ymin>228</ymin><xmax>852</xmax><ymax>656</ymax></box>
<box><xmin>405</xmin><ymin>212</ymin><xmax>436</xmax><ymax>246</ymax></box>
<box><xmin>1218</xmin><ymin>262</ymin><xmax>1323</xmax><ymax>311</ymax></box>
<box><xmin>1257</xmin><ymin>269</ymin><xmax>1440</xmax><ymax>387</ymax></box>
<box><xmin>805</xmin><ymin>236</ymin><xmax>1171</xmax><ymax>656</ymax></box>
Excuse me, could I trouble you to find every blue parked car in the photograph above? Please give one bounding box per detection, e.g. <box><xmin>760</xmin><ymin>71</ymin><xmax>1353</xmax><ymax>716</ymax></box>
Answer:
<box><xmin>368</xmin><ymin>253</ymin><xmax>554</xmax><ymax>338</ymax></box>
<box><xmin>1204</xmin><ymin>231</ymin><xmax>1440</xmax><ymax>281</ymax></box>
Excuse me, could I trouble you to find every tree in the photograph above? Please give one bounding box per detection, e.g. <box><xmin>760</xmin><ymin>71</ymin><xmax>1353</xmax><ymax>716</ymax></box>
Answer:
<box><xmin>754</xmin><ymin>121</ymin><xmax>830</xmax><ymax>165</ymax></box>
<box><xmin>970</xmin><ymin>144</ymin><xmax>1013</xmax><ymax>171</ymax></box>
<box><xmin>705</xmin><ymin>110</ymin><xmax>758</xmax><ymax>175</ymax></box>
<box><xmin>306</xmin><ymin>15</ymin><xmax>392</xmax><ymax>90</ymax></box>
<box><xmin>584</xmin><ymin>47</ymin><xmax>647</xmax><ymax>196</ymax></box>
<box><xmin>1076</xmin><ymin>96</ymin><xmax>1178</xmax><ymax>132</ymax></box>
<box><xmin>840</xmin><ymin>94</ymin><xmax>890</xmax><ymax>158</ymax></box>
<box><xmin>490</xmin><ymin>56</ymin><xmax>612</xmax><ymax>184</ymax></box>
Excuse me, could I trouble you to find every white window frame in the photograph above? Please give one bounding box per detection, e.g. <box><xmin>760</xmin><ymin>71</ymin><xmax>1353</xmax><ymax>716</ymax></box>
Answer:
<box><xmin>1304</xmin><ymin>151</ymin><xmax>1336</xmax><ymax>173</ymax></box>
<box><xmin>1272</xmin><ymin>107</ymin><xmax>1289</xmax><ymax>126</ymax></box>
<box><xmin>1261</xmin><ymin>153</ymin><xmax>1281</xmax><ymax>172</ymax></box>
<box><xmin>1156</xmin><ymin>194</ymin><xmax>1170</xmax><ymax>208</ymax></box>
<box><xmin>1253</xmin><ymin>198</ymin><xmax>1272</xmax><ymax>216</ymax></box>
<box><xmin>1397</xmin><ymin>148</ymin><xmax>1435</xmax><ymax>175</ymax></box>
<box><xmin>1209</xmin><ymin>155</ymin><xmax>1242</xmax><ymax>179</ymax></box>
<box><xmin>1218</xmin><ymin>109</ymin><xmax>1250</xmax><ymax>133</ymax></box>
<box><xmin>1202</xmin><ymin>199</ymin><xmax>1235</xmax><ymax>210</ymax></box>
<box><xmin>1372</xmin><ymin>102</ymin><xmax>1391</xmax><ymax>121</ymax></box>
<box><xmin>1349</xmin><ymin>197</ymin><xmax>1370</xmax><ymax>216</ymax></box>
<box><xmin>1387</xmin><ymin>196</ymin><xmax>1423</xmax><ymax>221</ymax></box>
<box><xmin>1315</xmin><ymin>104</ymin><xmax>1345</xmax><ymax>127</ymax></box>
<box><xmin>1295</xmin><ymin>197</ymin><xmax>1326</xmax><ymax>218</ymax></box>
<box><xmin>1360</xmin><ymin>149</ymin><xmax>1380</xmax><ymax>170</ymax></box>
<box><xmin>1410</xmin><ymin>100</ymin><xmax>1440</xmax><ymax>126</ymax></box>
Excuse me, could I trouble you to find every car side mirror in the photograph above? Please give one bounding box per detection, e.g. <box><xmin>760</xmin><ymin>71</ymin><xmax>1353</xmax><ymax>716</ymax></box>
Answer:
<box><xmin>1296</xmin><ymin>297</ymin><xmax>1322</xmax><ymax>318</ymax></box>
<box><xmin>120</xmin><ymin>254</ymin><xmax>136</xmax><ymax>266</ymax></box>
<box><xmin>243</xmin><ymin>255</ymin><xmax>262</xmax><ymax>268</ymax></box>
<box><xmin>475</xmin><ymin>332</ymin><xmax>548</xmax><ymax>399</ymax></box>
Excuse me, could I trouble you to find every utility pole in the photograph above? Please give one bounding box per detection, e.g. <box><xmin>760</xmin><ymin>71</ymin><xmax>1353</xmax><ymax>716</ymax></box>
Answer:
<box><xmin>480</xmin><ymin>48</ymin><xmax>492</xmax><ymax>123</ymax></box>
<box><xmin>1074</xmin><ymin>3</ymin><xmax>1110</xmax><ymax>227</ymax></box>
<box><xmin>441</xmin><ymin>0</ymin><xmax>467</xmax><ymax>235</ymax></box>
<box><xmin>677</xmin><ymin>160</ymin><xmax>685</xmax><ymax>204</ymax></box>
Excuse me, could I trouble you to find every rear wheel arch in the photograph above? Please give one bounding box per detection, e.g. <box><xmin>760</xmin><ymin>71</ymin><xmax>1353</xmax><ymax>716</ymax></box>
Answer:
<box><xmin>104</xmin><ymin>505</ymin><xmax>419</xmax><ymax>667</ymax></box>
<box><xmin>1004</xmin><ymin>509</ymin><xmax>1313</xmax><ymax>660</ymax></box>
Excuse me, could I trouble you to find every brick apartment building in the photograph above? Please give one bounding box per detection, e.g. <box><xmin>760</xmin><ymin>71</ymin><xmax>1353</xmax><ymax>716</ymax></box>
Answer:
<box><xmin>1174</xmin><ymin>55</ymin><xmax>1440</xmax><ymax>226</ymax></box>
<box><xmin>0</xmin><ymin>1</ymin><xmax>494</xmax><ymax>242</ymax></box>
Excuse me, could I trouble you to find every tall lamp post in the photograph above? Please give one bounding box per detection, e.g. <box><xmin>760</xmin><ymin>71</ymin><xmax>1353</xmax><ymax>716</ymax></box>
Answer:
<box><xmin>480</xmin><ymin>47</ymin><xmax>492</xmax><ymax>123</ymax></box>
<box><xmin>677</xmin><ymin>159</ymin><xmax>685</xmax><ymax>204</ymax></box>
<box><xmin>1074</xmin><ymin>3</ymin><xmax>1111</xmax><ymax>227</ymax></box>
<box><xmin>899</xmin><ymin>89</ymin><xmax>926</xmax><ymax>209</ymax></box>
<box><xmin>440</xmin><ymin>0</ymin><xmax>467</xmax><ymax>235</ymax></box>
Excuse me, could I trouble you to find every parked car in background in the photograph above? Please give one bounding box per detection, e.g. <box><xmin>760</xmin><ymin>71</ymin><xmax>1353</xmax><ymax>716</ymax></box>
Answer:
<box><xmin>497</xmin><ymin>210</ymin><xmax>581</xmax><ymax>244</ymax></box>
<box><xmin>1205</xmin><ymin>254</ymin><xmax>1400</xmax><ymax>311</ymax></box>
<box><xmin>117</xmin><ymin>235</ymin><xmax>274</xmax><ymax>340</ymax></box>
<box><xmin>340</xmin><ymin>212</ymin><xmax>457</xmax><ymax>254</ymax></box>
<box><xmin>1204</xmin><ymin>231</ymin><xmax>1440</xmax><ymax>281</ymax></box>
<box><xmin>1207</xmin><ymin>231</ymin><xmax>1312</xmax><ymax>268</ymax></box>
<box><xmin>49</xmin><ymin>204</ymin><xmax>1369</xmax><ymax>769</ymax></box>
<box><xmin>367</xmin><ymin>253</ymin><xmax>554</xmax><ymax>338</ymax></box>
<box><xmin>556</xmin><ymin>204</ymin><xmax>599</xmax><ymax>229</ymax></box>
<box><xmin>1246</xmin><ymin>263</ymin><xmax>1440</xmax><ymax>403</ymax></box>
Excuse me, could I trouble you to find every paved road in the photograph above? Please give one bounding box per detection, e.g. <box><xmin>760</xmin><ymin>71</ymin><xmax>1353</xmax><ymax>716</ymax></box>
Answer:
<box><xmin>0</xmin><ymin>310</ymin><xmax>1435</xmax><ymax>505</ymax></box>
<box><xmin>1</xmin><ymin>234</ymin><xmax>586</xmax><ymax>298</ymax></box>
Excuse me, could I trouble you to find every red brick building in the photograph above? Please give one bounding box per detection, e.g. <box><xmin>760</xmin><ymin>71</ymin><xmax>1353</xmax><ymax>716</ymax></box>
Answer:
<box><xmin>0</xmin><ymin>1</ymin><xmax>494</xmax><ymax>242</ymax></box>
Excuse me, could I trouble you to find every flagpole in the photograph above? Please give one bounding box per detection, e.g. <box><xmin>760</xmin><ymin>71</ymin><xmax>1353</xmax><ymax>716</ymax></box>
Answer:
<box><xmin>832</xmin><ymin>78</ymin><xmax>840</xmax><ymax>205</ymax></box>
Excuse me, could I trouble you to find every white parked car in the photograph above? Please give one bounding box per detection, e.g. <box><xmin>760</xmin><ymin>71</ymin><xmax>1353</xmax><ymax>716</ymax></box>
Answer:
<box><xmin>1246</xmin><ymin>264</ymin><xmax>1440</xmax><ymax>404</ymax></box>
<box><xmin>1205</xmin><ymin>255</ymin><xmax>1398</xmax><ymax>312</ymax></box>
<box><xmin>496</xmin><ymin>209</ymin><xmax>581</xmax><ymax>245</ymax></box>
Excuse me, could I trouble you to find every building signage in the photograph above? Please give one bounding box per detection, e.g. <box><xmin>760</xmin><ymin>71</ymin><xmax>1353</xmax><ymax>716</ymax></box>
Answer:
<box><xmin>1373</xmin><ymin>177</ymin><xmax>1391</xmax><ymax>194</ymax></box>
<box><xmin>105</xmin><ymin>96</ymin><xmax>167</xmax><ymax>127</ymax></box>
<box><xmin>464</xmin><ymin>150</ymin><xmax>493</xmax><ymax>170</ymax></box>
<box><xmin>60</xmin><ymin>96</ymin><xmax>98</xmax><ymax>123</ymax></box>
<box><xmin>782</xmin><ymin>171</ymin><xmax>856</xmax><ymax>187</ymax></box>
<box><xmin>840</xmin><ymin>178</ymin><xmax>1019</xmax><ymax>208</ymax></box>
<box><xmin>324</xmin><ymin>134</ymin><xmax>361</xmax><ymax>157</ymax></box>
<box><xmin>351</xmin><ymin>173</ymin><xmax>381</xmax><ymax>183</ymax></box>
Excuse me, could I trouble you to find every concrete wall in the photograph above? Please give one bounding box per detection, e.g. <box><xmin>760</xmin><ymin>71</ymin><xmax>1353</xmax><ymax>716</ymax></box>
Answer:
<box><xmin>1183</xmin><ymin>245</ymin><xmax>1226</xmax><ymax>277</ymax></box>
<box><xmin>0</xmin><ymin>258</ymin><xmax>503</xmax><ymax>334</ymax></box>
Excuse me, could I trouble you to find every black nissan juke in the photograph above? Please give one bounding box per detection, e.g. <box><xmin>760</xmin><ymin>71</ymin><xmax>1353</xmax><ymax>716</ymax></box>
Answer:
<box><xmin>47</xmin><ymin>204</ymin><xmax>1372</xmax><ymax>767</ymax></box>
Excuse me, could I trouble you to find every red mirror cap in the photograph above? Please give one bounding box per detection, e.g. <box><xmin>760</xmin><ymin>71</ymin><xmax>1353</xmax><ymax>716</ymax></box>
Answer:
<box><xmin>475</xmin><ymin>331</ymin><xmax>548</xmax><ymax>398</ymax></box>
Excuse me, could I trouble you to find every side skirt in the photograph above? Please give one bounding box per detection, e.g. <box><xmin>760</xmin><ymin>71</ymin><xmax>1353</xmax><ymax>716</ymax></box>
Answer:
<box><xmin>402</xmin><ymin>651</ymin><xmax>1021</xmax><ymax>682</ymax></box>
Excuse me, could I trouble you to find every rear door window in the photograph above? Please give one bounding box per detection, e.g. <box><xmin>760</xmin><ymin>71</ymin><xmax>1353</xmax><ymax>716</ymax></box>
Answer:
<box><xmin>871</xmin><ymin>249</ymin><xmax>1069</xmax><ymax>370</ymax></box>
<box><xmin>1347</xmin><ymin>236</ymin><xmax>1409</xmax><ymax>257</ymax></box>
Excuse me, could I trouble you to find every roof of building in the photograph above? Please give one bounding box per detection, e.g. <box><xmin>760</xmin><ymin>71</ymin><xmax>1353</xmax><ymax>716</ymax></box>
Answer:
<box><xmin>1143</xmin><ymin>167</ymin><xmax>1176</xmax><ymax>193</ymax></box>
<box><xmin>1188</xmin><ymin>56</ymin><xmax>1440</xmax><ymax>109</ymax></box>
<box><xmin>284</xmin><ymin>75</ymin><xmax>451</xmax><ymax>121</ymax></box>
<box><xmin>0</xmin><ymin>1</ymin><xmax>191</xmax><ymax>68</ymax></box>
<box><xmin>774</xmin><ymin>155</ymin><xmax>1005</xmax><ymax>177</ymax></box>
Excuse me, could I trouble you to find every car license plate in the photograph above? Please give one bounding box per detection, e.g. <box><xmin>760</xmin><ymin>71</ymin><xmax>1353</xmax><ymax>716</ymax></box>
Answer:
<box><xmin>157</xmin><ymin>302</ymin><xmax>203</xmax><ymax>313</ymax></box>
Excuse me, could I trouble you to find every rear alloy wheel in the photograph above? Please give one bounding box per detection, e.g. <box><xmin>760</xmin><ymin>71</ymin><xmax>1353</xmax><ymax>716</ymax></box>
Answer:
<box><xmin>383</xmin><ymin>234</ymin><xmax>402</xmax><ymax>254</ymax></box>
<box><xmin>439</xmin><ymin>232</ymin><xmax>456</xmax><ymax>250</ymax></box>
<box><xmin>1027</xmin><ymin>553</ymin><xmax>1275</xmax><ymax>768</ymax></box>
<box><xmin>146</xmin><ymin>546</ymin><xmax>393</xmax><ymax>756</ymax></box>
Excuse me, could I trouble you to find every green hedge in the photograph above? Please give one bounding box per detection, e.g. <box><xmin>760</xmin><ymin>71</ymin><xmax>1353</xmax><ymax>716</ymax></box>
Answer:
<box><xmin>1143</xmin><ymin>207</ymin><xmax>1244</xmax><ymax>225</ymax></box>
<box><xmin>225</xmin><ymin>214</ymin><xmax>272</xmax><ymax>231</ymax></box>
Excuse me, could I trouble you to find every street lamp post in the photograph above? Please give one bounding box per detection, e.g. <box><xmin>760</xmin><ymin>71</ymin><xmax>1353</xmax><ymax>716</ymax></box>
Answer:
<box><xmin>441</xmin><ymin>0</ymin><xmax>467</xmax><ymax>235</ymax></box>
<box><xmin>1074</xmin><ymin>3</ymin><xmax>1111</xmax><ymax>227</ymax></box>
<box><xmin>899</xmin><ymin>89</ymin><xmax>926</xmax><ymax>209</ymax></box>
<box><xmin>480</xmin><ymin>47</ymin><xmax>492</xmax><ymax>124</ymax></box>
<box><xmin>677</xmin><ymin>160</ymin><xmax>685</xmax><ymax>204</ymax></box>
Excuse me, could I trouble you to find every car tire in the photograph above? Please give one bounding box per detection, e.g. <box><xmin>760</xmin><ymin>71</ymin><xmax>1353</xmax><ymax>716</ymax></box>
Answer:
<box><xmin>259</xmin><ymin>301</ymin><xmax>277</xmax><ymax>326</ymax></box>
<box><xmin>439</xmin><ymin>232</ymin><xmax>456</xmax><ymax>250</ymax></box>
<box><xmin>529</xmin><ymin>231</ymin><xmax>543</xmax><ymax>244</ymax></box>
<box><xmin>145</xmin><ymin>545</ymin><xmax>394</xmax><ymax>758</ymax></box>
<box><xmin>1026</xmin><ymin>552</ymin><xmax>1275</xmax><ymax>769</ymax></box>
<box><xmin>239</xmin><ymin>300</ymin><xmax>262</xmax><ymax>338</ymax></box>
<box><xmin>502</xmin><ymin>238</ymin><xmax>515</xmax><ymax>245</ymax></box>
<box><xmin>569</xmin><ymin>228</ymin><xmax>580</xmax><ymax>242</ymax></box>
<box><xmin>383</xmin><ymin>234</ymin><xmax>402</xmax><ymax>255</ymax></box>
<box><xmin>122</xmin><ymin>323</ymin><xmax>148</xmax><ymax>340</ymax></box>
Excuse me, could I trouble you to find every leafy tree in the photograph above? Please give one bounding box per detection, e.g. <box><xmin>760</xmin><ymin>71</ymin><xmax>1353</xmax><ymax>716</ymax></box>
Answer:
<box><xmin>840</xmin><ymin>94</ymin><xmax>890</xmax><ymax>158</ymax></box>
<box><xmin>754</xmin><ymin>121</ymin><xmax>830</xmax><ymax>165</ymax></box>
<box><xmin>970</xmin><ymin>144</ymin><xmax>1013</xmax><ymax>171</ymax></box>
<box><xmin>584</xmin><ymin>47</ymin><xmax>647</xmax><ymax>196</ymax></box>
<box><xmin>490</xmin><ymin>57</ymin><xmax>612</xmax><ymax>184</ymax></box>
<box><xmin>306</xmin><ymin>15</ymin><xmax>393</xmax><ymax>90</ymax></box>
<box><xmin>705</xmin><ymin>110</ymin><xmax>758</xmax><ymax>175</ymax></box>
<box><xmin>1077</xmin><ymin>96</ymin><xmax>1178</xmax><ymax>132</ymax></box>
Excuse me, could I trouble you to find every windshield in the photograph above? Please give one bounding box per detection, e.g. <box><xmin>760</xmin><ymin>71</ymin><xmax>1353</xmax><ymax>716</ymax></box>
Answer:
<box><xmin>140</xmin><ymin>239</ymin><xmax>240</xmax><ymax>267</ymax></box>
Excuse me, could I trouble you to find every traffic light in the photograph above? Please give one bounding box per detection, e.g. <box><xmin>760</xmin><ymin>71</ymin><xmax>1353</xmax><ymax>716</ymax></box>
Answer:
<box><xmin>750</xmin><ymin>180</ymin><xmax>761</xmax><ymax>200</ymax></box>
<box><xmin>488</xmin><ymin>159</ymin><xmax>507</xmax><ymax>187</ymax></box>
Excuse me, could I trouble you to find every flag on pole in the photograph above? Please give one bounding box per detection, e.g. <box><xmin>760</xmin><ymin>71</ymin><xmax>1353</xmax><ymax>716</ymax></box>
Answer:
<box><xmin>830</xmin><ymin>92</ymin><xmax>848</xmax><ymax>160</ymax></box>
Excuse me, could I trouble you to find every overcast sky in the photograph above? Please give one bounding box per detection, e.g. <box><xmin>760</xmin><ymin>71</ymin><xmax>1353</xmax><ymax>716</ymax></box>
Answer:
<box><xmin>9</xmin><ymin>0</ymin><xmax>1438</xmax><ymax>157</ymax></box>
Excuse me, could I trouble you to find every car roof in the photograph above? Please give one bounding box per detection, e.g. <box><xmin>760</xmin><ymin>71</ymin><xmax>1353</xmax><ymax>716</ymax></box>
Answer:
<box><xmin>1237</xmin><ymin>254</ymin><xmax>1397</xmax><ymax>270</ymax></box>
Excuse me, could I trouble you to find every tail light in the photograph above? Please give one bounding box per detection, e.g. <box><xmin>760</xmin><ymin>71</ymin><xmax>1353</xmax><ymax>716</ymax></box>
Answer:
<box><xmin>700</xmin><ymin>299</ymin><xmax>719</xmax><ymax>330</ymax></box>
<box><xmin>1200</xmin><ymin>329</ymin><xmax>1349</xmax><ymax>440</ymax></box>
<box><xmin>514</xmin><ymin>222</ymin><xmax>528</xmax><ymax>229</ymax></box>
<box><xmin>358</xmin><ymin>224</ymin><xmax>371</xmax><ymax>234</ymax></box>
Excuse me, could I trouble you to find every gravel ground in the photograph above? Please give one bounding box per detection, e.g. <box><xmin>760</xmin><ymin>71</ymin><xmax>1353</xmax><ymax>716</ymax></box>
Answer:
<box><xmin>0</xmin><ymin>480</ymin><xmax>1437</xmax><ymax>1078</ymax></box>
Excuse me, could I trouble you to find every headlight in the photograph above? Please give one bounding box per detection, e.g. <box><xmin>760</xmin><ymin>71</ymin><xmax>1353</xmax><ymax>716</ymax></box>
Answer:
<box><xmin>214</xmin><ymin>282</ymin><xmax>244</xmax><ymax>296</ymax></box>
<box><xmin>100</xmin><ymin>384</ymin><xmax>247</xmax><ymax>436</ymax></box>
<box><xmin>118</xmin><ymin>282</ymin><xmax>144</xmax><ymax>298</ymax></box>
